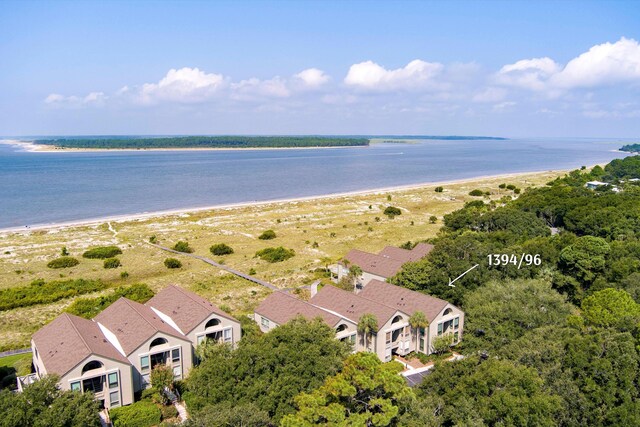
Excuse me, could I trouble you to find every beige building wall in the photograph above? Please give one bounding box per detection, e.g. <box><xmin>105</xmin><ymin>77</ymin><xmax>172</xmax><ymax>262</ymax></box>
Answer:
<box><xmin>254</xmin><ymin>312</ymin><xmax>277</xmax><ymax>333</ymax></box>
<box><xmin>127</xmin><ymin>332</ymin><xmax>193</xmax><ymax>392</ymax></box>
<box><xmin>372</xmin><ymin>311</ymin><xmax>411</xmax><ymax>362</ymax></box>
<box><xmin>58</xmin><ymin>355</ymin><xmax>133</xmax><ymax>409</ymax></box>
<box><xmin>187</xmin><ymin>313</ymin><xmax>241</xmax><ymax>350</ymax></box>
<box><xmin>424</xmin><ymin>304</ymin><xmax>464</xmax><ymax>354</ymax></box>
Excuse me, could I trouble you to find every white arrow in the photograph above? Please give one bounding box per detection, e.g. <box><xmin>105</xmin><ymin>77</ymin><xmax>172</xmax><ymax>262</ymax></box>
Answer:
<box><xmin>448</xmin><ymin>264</ymin><xmax>479</xmax><ymax>287</ymax></box>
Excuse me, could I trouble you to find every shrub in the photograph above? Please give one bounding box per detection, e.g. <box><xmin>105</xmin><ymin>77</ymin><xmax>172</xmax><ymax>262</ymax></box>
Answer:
<box><xmin>173</xmin><ymin>241</ymin><xmax>193</xmax><ymax>253</ymax></box>
<box><xmin>432</xmin><ymin>335</ymin><xmax>453</xmax><ymax>355</ymax></box>
<box><xmin>258</xmin><ymin>230</ymin><xmax>277</xmax><ymax>240</ymax></box>
<box><xmin>120</xmin><ymin>271</ymin><xmax>129</xmax><ymax>279</ymax></box>
<box><xmin>83</xmin><ymin>246</ymin><xmax>122</xmax><ymax>259</ymax></box>
<box><xmin>110</xmin><ymin>400</ymin><xmax>161</xmax><ymax>427</ymax></box>
<box><xmin>255</xmin><ymin>247</ymin><xmax>295</xmax><ymax>263</ymax></box>
<box><xmin>514</xmin><ymin>188</ymin><xmax>521</xmax><ymax>194</ymax></box>
<box><xmin>0</xmin><ymin>278</ymin><xmax>105</xmax><ymax>311</ymax></box>
<box><xmin>149</xmin><ymin>235</ymin><xmax>157</xmax><ymax>244</ymax></box>
<box><xmin>103</xmin><ymin>258</ymin><xmax>121</xmax><ymax>269</ymax></box>
<box><xmin>210</xmin><ymin>243</ymin><xmax>234</xmax><ymax>256</ymax></box>
<box><xmin>469</xmin><ymin>189</ymin><xmax>484</xmax><ymax>196</ymax></box>
<box><xmin>161</xmin><ymin>405</ymin><xmax>178</xmax><ymax>420</ymax></box>
<box><xmin>435</xmin><ymin>186</ymin><xmax>444</xmax><ymax>192</ymax></box>
<box><xmin>506</xmin><ymin>184</ymin><xmax>516</xmax><ymax>190</ymax></box>
<box><xmin>164</xmin><ymin>258</ymin><xmax>182</xmax><ymax>269</ymax></box>
<box><xmin>383</xmin><ymin>206</ymin><xmax>402</xmax><ymax>218</ymax></box>
<box><xmin>248</xmin><ymin>268</ymin><xmax>257</xmax><ymax>275</ymax></box>
<box><xmin>499</xmin><ymin>183</ymin><xmax>507</xmax><ymax>189</ymax></box>
<box><xmin>60</xmin><ymin>246</ymin><xmax>69</xmax><ymax>256</ymax></box>
<box><xmin>66</xmin><ymin>283</ymin><xmax>154</xmax><ymax>318</ymax></box>
<box><xmin>47</xmin><ymin>256</ymin><xmax>80</xmax><ymax>269</ymax></box>
<box><xmin>429</xmin><ymin>215</ymin><xmax>438</xmax><ymax>224</ymax></box>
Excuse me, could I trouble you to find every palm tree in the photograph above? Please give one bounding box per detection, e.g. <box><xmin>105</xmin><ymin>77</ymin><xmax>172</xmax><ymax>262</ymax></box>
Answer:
<box><xmin>348</xmin><ymin>264</ymin><xmax>363</xmax><ymax>289</ymax></box>
<box><xmin>357</xmin><ymin>313</ymin><xmax>378</xmax><ymax>351</ymax></box>
<box><xmin>409</xmin><ymin>311</ymin><xmax>429</xmax><ymax>351</ymax></box>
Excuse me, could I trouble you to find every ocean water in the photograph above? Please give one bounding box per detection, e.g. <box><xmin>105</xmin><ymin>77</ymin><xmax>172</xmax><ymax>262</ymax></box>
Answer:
<box><xmin>0</xmin><ymin>138</ymin><xmax>631</xmax><ymax>229</ymax></box>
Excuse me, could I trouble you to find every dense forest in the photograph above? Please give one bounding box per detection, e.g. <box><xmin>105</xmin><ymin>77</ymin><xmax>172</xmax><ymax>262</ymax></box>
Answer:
<box><xmin>33</xmin><ymin>136</ymin><xmax>370</xmax><ymax>149</ymax></box>
<box><xmin>5</xmin><ymin>156</ymin><xmax>640</xmax><ymax>426</ymax></box>
<box><xmin>621</xmin><ymin>143</ymin><xmax>640</xmax><ymax>153</ymax></box>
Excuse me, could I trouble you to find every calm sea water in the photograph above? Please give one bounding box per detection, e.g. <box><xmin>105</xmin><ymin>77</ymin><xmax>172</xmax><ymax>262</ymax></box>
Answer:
<box><xmin>0</xmin><ymin>138</ymin><xmax>631</xmax><ymax>229</ymax></box>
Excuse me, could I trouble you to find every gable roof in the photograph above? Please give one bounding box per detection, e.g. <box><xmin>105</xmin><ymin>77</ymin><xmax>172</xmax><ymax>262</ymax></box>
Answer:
<box><xmin>146</xmin><ymin>285</ymin><xmax>237</xmax><ymax>334</ymax></box>
<box><xmin>358</xmin><ymin>279</ymin><xmax>451</xmax><ymax>322</ymax></box>
<box><xmin>255</xmin><ymin>291</ymin><xmax>344</xmax><ymax>328</ymax></box>
<box><xmin>95</xmin><ymin>298</ymin><xmax>187</xmax><ymax>355</ymax></box>
<box><xmin>32</xmin><ymin>313</ymin><xmax>128</xmax><ymax>376</ymax></box>
<box><xmin>309</xmin><ymin>285</ymin><xmax>398</xmax><ymax>331</ymax></box>
<box><xmin>378</xmin><ymin>243</ymin><xmax>434</xmax><ymax>263</ymax></box>
<box><xmin>344</xmin><ymin>243</ymin><xmax>433</xmax><ymax>278</ymax></box>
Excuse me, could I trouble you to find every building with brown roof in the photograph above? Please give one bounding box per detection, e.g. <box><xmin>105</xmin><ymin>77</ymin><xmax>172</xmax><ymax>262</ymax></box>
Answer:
<box><xmin>22</xmin><ymin>285</ymin><xmax>240</xmax><ymax>409</ymax></box>
<box><xmin>329</xmin><ymin>243</ymin><xmax>434</xmax><ymax>290</ymax></box>
<box><xmin>253</xmin><ymin>279</ymin><xmax>463</xmax><ymax>362</ymax></box>
<box><xmin>25</xmin><ymin>313</ymin><xmax>134</xmax><ymax>409</ymax></box>
<box><xmin>254</xmin><ymin>291</ymin><xmax>358</xmax><ymax>345</ymax></box>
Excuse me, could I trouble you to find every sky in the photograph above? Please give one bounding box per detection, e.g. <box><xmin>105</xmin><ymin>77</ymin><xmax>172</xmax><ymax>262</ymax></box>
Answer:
<box><xmin>1</xmin><ymin>0</ymin><xmax>639</xmax><ymax>137</ymax></box>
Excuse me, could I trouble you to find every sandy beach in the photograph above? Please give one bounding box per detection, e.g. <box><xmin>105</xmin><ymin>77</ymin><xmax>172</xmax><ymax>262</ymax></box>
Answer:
<box><xmin>0</xmin><ymin>168</ymin><xmax>569</xmax><ymax>235</ymax></box>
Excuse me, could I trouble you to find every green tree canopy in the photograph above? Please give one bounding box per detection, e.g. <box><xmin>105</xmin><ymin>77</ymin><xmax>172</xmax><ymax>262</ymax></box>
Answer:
<box><xmin>581</xmin><ymin>288</ymin><xmax>640</xmax><ymax>330</ymax></box>
<box><xmin>281</xmin><ymin>352</ymin><xmax>414</xmax><ymax>427</ymax></box>
<box><xmin>185</xmin><ymin>317</ymin><xmax>350</xmax><ymax>423</ymax></box>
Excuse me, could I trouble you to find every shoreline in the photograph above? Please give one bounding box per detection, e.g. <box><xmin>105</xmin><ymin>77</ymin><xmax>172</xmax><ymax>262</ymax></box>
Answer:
<box><xmin>0</xmin><ymin>139</ymin><xmax>369</xmax><ymax>153</ymax></box>
<box><xmin>0</xmin><ymin>168</ymin><xmax>568</xmax><ymax>234</ymax></box>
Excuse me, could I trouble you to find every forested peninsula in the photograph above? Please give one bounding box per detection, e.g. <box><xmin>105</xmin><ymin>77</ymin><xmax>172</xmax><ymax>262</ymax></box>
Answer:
<box><xmin>621</xmin><ymin>143</ymin><xmax>640</xmax><ymax>153</ymax></box>
<box><xmin>33</xmin><ymin>136</ymin><xmax>370</xmax><ymax>149</ymax></box>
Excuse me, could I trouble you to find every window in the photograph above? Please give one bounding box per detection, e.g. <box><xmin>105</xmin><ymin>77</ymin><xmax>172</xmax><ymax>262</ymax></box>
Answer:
<box><xmin>149</xmin><ymin>337</ymin><xmax>168</xmax><ymax>350</ymax></box>
<box><xmin>223</xmin><ymin>328</ymin><xmax>232</xmax><ymax>343</ymax></box>
<box><xmin>141</xmin><ymin>374</ymin><xmax>150</xmax><ymax>387</ymax></box>
<box><xmin>70</xmin><ymin>381</ymin><xmax>81</xmax><ymax>392</ymax></box>
<box><xmin>172</xmin><ymin>348</ymin><xmax>180</xmax><ymax>362</ymax></box>
<box><xmin>261</xmin><ymin>317</ymin><xmax>269</xmax><ymax>328</ymax></box>
<box><xmin>454</xmin><ymin>317</ymin><xmax>459</xmax><ymax>330</ymax></box>
<box><xmin>173</xmin><ymin>366</ymin><xmax>181</xmax><ymax>379</ymax></box>
<box><xmin>83</xmin><ymin>376</ymin><xmax>104</xmax><ymax>393</ymax></box>
<box><xmin>109</xmin><ymin>391</ymin><xmax>120</xmax><ymax>407</ymax></box>
<box><xmin>437</xmin><ymin>323</ymin><xmax>443</xmax><ymax>336</ymax></box>
<box><xmin>454</xmin><ymin>331</ymin><xmax>459</xmax><ymax>342</ymax></box>
<box><xmin>391</xmin><ymin>315</ymin><xmax>402</xmax><ymax>324</ymax></box>
<box><xmin>386</xmin><ymin>331</ymin><xmax>391</xmax><ymax>345</ymax></box>
<box><xmin>197</xmin><ymin>335</ymin><xmax>205</xmax><ymax>345</ymax></box>
<box><xmin>140</xmin><ymin>355</ymin><xmax>149</xmax><ymax>372</ymax></box>
<box><xmin>82</xmin><ymin>360</ymin><xmax>103</xmax><ymax>374</ymax></box>
<box><xmin>443</xmin><ymin>308</ymin><xmax>453</xmax><ymax>316</ymax></box>
<box><xmin>108</xmin><ymin>372</ymin><xmax>118</xmax><ymax>389</ymax></box>
<box><xmin>419</xmin><ymin>328</ymin><xmax>425</xmax><ymax>350</ymax></box>
<box><xmin>336</xmin><ymin>324</ymin><xmax>348</xmax><ymax>333</ymax></box>
<box><xmin>205</xmin><ymin>318</ymin><xmax>221</xmax><ymax>328</ymax></box>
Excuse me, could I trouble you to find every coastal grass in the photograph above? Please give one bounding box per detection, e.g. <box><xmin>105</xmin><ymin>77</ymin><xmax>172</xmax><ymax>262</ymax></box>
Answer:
<box><xmin>0</xmin><ymin>170</ymin><xmax>563</xmax><ymax>350</ymax></box>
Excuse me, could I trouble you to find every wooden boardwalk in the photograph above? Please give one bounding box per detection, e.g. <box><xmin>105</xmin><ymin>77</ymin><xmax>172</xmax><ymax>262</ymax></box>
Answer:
<box><xmin>149</xmin><ymin>243</ymin><xmax>278</xmax><ymax>290</ymax></box>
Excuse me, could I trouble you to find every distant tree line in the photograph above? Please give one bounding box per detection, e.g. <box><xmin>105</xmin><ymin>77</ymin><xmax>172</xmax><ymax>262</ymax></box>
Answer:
<box><xmin>34</xmin><ymin>136</ymin><xmax>370</xmax><ymax>149</ymax></box>
<box><xmin>620</xmin><ymin>143</ymin><xmax>640</xmax><ymax>153</ymax></box>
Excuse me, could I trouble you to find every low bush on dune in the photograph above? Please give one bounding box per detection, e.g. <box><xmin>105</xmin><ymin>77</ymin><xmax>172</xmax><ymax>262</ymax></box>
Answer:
<box><xmin>82</xmin><ymin>246</ymin><xmax>122</xmax><ymax>259</ymax></box>
<box><xmin>258</xmin><ymin>230</ymin><xmax>277</xmax><ymax>240</ymax></box>
<box><xmin>173</xmin><ymin>241</ymin><xmax>193</xmax><ymax>253</ymax></box>
<box><xmin>66</xmin><ymin>283</ymin><xmax>154</xmax><ymax>319</ymax></box>
<box><xmin>47</xmin><ymin>256</ymin><xmax>80</xmax><ymax>269</ymax></box>
<box><xmin>164</xmin><ymin>258</ymin><xmax>183</xmax><ymax>269</ymax></box>
<box><xmin>210</xmin><ymin>243</ymin><xmax>234</xmax><ymax>256</ymax></box>
<box><xmin>255</xmin><ymin>247</ymin><xmax>295</xmax><ymax>263</ymax></box>
<box><xmin>103</xmin><ymin>257</ymin><xmax>121</xmax><ymax>269</ymax></box>
<box><xmin>0</xmin><ymin>279</ymin><xmax>106</xmax><ymax>311</ymax></box>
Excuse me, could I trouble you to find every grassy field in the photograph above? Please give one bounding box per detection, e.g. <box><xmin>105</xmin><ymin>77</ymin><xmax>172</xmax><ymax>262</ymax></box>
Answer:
<box><xmin>0</xmin><ymin>170</ymin><xmax>564</xmax><ymax>351</ymax></box>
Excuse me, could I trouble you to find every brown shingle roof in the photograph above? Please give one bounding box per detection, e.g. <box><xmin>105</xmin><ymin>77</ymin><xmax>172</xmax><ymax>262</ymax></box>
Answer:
<box><xmin>358</xmin><ymin>279</ymin><xmax>451</xmax><ymax>322</ymax></box>
<box><xmin>344</xmin><ymin>249</ymin><xmax>405</xmax><ymax>278</ymax></box>
<box><xmin>146</xmin><ymin>285</ymin><xmax>237</xmax><ymax>335</ymax></box>
<box><xmin>32</xmin><ymin>313</ymin><xmax>128</xmax><ymax>376</ymax></box>
<box><xmin>344</xmin><ymin>244</ymin><xmax>433</xmax><ymax>278</ymax></box>
<box><xmin>378</xmin><ymin>243</ymin><xmax>434</xmax><ymax>263</ymax></box>
<box><xmin>309</xmin><ymin>285</ymin><xmax>398</xmax><ymax>331</ymax></box>
<box><xmin>255</xmin><ymin>291</ymin><xmax>343</xmax><ymax>328</ymax></box>
<box><xmin>95</xmin><ymin>298</ymin><xmax>187</xmax><ymax>355</ymax></box>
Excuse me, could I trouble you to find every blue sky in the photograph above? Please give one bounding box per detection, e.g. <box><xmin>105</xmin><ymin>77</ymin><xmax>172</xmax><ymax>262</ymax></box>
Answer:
<box><xmin>1</xmin><ymin>0</ymin><xmax>639</xmax><ymax>137</ymax></box>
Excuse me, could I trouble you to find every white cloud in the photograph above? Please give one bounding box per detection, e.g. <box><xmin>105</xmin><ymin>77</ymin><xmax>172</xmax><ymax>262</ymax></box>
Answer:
<box><xmin>344</xmin><ymin>59</ymin><xmax>443</xmax><ymax>91</ymax></box>
<box><xmin>294</xmin><ymin>68</ymin><xmax>330</xmax><ymax>88</ymax></box>
<box><xmin>44</xmin><ymin>92</ymin><xmax>106</xmax><ymax>108</ymax></box>
<box><xmin>551</xmin><ymin>37</ymin><xmax>640</xmax><ymax>88</ymax></box>
<box><xmin>230</xmin><ymin>77</ymin><xmax>290</xmax><ymax>100</ymax></box>
<box><xmin>497</xmin><ymin>57</ymin><xmax>560</xmax><ymax>91</ymax></box>
<box><xmin>497</xmin><ymin>38</ymin><xmax>640</xmax><ymax>93</ymax></box>
<box><xmin>472</xmin><ymin>87</ymin><xmax>507</xmax><ymax>103</ymax></box>
<box><xmin>138</xmin><ymin>67</ymin><xmax>226</xmax><ymax>104</ymax></box>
